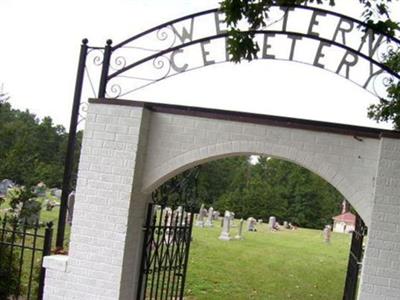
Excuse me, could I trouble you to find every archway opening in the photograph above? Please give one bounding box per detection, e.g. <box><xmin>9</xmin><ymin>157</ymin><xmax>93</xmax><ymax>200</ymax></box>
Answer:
<box><xmin>140</xmin><ymin>155</ymin><xmax>363</xmax><ymax>300</ymax></box>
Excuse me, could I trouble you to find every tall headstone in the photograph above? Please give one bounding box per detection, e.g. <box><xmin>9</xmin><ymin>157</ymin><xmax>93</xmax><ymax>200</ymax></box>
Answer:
<box><xmin>175</xmin><ymin>206</ymin><xmax>184</xmax><ymax>225</ymax></box>
<box><xmin>323</xmin><ymin>225</ymin><xmax>332</xmax><ymax>243</ymax></box>
<box><xmin>268</xmin><ymin>216</ymin><xmax>276</xmax><ymax>231</ymax></box>
<box><xmin>205</xmin><ymin>207</ymin><xmax>214</xmax><ymax>227</ymax></box>
<box><xmin>164</xmin><ymin>207</ymin><xmax>174</xmax><ymax>244</ymax></box>
<box><xmin>219</xmin><ymin>211</ymin><xmax>231</xmax><ymax>241</ymax></box>
<box><xmin>195</xmin><ymin>204</ymin><xmax>206</xmax><ymax>227</ymax></box>
<box><xmin>230</xmin><ymin>211</ymin><xmax>236</xmax><ymax>227</ymax></box>
<box><xmin>235</xmin><ymin>218</ymin><xmax>244</xmax><ymax>240</ymax></box>
<box><xmin>247</xmin><ymin>217</ymin><xmax>257</xmax><ymax>232</ymax></box>
<box><xmin>66</xmin><ymin>191</ymin><xmax>75</xmax><ymax>226</ymax></box>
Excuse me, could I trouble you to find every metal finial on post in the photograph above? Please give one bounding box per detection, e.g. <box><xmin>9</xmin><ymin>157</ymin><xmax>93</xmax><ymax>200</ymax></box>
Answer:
<box><xmin>98</xmin><ymin>39</ymin><xmax>113</xmax><ymax>98</ymax></box>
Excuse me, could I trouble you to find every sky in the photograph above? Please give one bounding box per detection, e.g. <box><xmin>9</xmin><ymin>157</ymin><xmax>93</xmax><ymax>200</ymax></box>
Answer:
<box><xmin>1</xmin><ymin>0</ymin><xmax>399</xmax><ymax>130</ymax></box>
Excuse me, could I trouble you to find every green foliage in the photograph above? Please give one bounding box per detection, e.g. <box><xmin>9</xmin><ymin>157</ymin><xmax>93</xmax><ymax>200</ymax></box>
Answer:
<box><xmin>368</xmin><ymin>48</ymin><xmax>400</xmax><ymax>128</ymax></box>
<box><xmin>212</xmin><ymin>157</ymin><xmax>341</xmax><ymax>228</ymax></box>
<box><xmin>0</xmin><ymin>99</ymin><xmax>81</xmax><ymax>188</ymax></box>
<box><xmin>220</xmin><ymin>0</ymin><xmax>400</xmax><ymax>128</ymax></box>
<box><xmin>0</xmin><ymin>243</ymin><xmax>20</xmax><ymax>299</ymax></box>
<box><xmin>4</xmin><ymin>186</ymin><xmax>41</xmax><ymax>225</ymax></box>
<box><xmin>160</xmin><ymin>156</ymin><xmax>342</xmax><ymax>229</ymax></box>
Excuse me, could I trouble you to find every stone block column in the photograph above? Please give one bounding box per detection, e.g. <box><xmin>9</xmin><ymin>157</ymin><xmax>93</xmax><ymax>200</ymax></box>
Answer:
<box><xmin>358</xmin><ymin>136</ymin><xmax>400</xmax><ymax>300</ymax></box>
<box><xmin>43</xmin><ymin>100</ymin><xmax>151</xmax><ymax>299</ymax></box>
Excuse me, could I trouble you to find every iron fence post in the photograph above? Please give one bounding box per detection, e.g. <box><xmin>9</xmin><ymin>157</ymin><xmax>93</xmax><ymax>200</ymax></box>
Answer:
<box><xmin>38</xmin><ymin>222</ymin><xmax>54</xmax><ymax>300</ymax></box>
<box><xmin>56</xmin><ymin>39</ymin><xmax>88</xmax><ymax>249</ymax></box>
<box><xmin>98</xmin><ymin>39</ymin><xmax>112</xmax><ymax>98</ymax></box>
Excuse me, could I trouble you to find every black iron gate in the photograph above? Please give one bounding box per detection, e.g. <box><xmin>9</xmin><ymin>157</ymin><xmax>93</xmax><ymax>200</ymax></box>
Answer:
<box><xmin>0</xmin><ymin>215</ymin><xmax>53</xmax><ymax>300</ymax></box>
<box><xmin>343</xmin><ymin>214</ymin><xmax>367</xmax><ymax>300</ymax></box>
<box><xmin>137</xmin><ymin>203</ymin><xmax>194</xmax><ymax>299</ymax></box>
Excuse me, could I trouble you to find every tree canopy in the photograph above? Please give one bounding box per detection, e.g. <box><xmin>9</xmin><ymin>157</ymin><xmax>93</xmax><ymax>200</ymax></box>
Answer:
<box><xmin>0</xmin><ymin>97</ymin><xmax>81</xmax><ymax>188</ymax></box>
<box><xmin>157</xmin><ymin>156</ymin><xmax>343</xmax><ymax>229</ymax></box>
<box><xmin>220</xmin><ymin>0</ymin><xmax>400</xmax><ymax>128</ymax></box>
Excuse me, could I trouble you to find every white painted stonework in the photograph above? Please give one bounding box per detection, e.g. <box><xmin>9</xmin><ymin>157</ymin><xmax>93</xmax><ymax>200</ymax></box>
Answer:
<box><xmin>43</xmin><ymin>100</ymin><xmax>400</xmax><ymax>300</ymax></box>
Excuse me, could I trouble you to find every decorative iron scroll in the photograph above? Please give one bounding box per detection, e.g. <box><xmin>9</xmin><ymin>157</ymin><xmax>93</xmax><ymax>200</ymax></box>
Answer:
<box><xmin>90</xmin><ymin>5</ymin><xmax>399</xmax><ymax>100</ymax></box>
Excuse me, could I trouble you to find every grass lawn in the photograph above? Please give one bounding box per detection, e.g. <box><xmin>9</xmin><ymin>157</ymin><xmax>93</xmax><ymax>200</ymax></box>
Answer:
<box><xmin>0</xmin><ymin>201</ymin><xmax>70</xmax><ymax>248</ymax></box>
<box><xmin>1</xmin><ymin>200</ymin><xmax>351</xmax><ymax>299</ymax></box>
<box><xmin>185</xmin><ymin>223</ymin><xmax>351</xmax><ymax>300</ymax></box>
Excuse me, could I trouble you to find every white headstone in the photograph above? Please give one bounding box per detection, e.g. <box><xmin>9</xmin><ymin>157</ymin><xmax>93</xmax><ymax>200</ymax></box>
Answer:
<box><xmin>247</xmin><ymin>217</ymin><xmax>257</xmax><ymax>231</ymax></box>
<box><xmin>195</xmin><ymin>204</ymin><xmax>206</xmax><ymax>227</ymax></box>
<box><xmin>205</xmin><ymin>207</ymin><xmax>214</xmax><ymax>227</ymax></box>
<box><xmin>164</xmin><ymin>207</ymin><xmax>174</xmax><ymax>244</ymax></box>
<box><xmin>219</xmin><ymin>211</ymin><xmax>231</xmax><ymax>241</ymax></box>
<box><xmin>66</xmin><ymin>191</ymin><xmax>75</xmax><ymax>225</ymax></box>
<box><xmin>283</xmin><ymin>221</ymin><xmax>289</xmax><ymax>229</ymax></box>
<box><xmin>230</xmin><ymin>211</ymin><xmax>236</xmax><ymax>227</ymax></box>
<box><xmin>235</xmin><ymin>218</ymin><xmax>244</xmax><ymax>240</ymax></box>
<box><xmin>323</xmin><ymin>225</ymin><xmax>332</xmax><ymax>243</ymax></box>
<box><xmin>268</xmin><ymin>216</ymin><xmax>276</xmax><ymax>231</ymax></box>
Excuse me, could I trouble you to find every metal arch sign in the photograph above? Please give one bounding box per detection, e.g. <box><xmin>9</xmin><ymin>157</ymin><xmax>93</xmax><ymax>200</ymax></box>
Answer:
<box><xmin>92</xmin><ymin>5</ymin><xmax>400</xmax><ymax>100</ymax></box>
<box><xmin>56</xmin><ymin>4</ymin><xmax>400</xmax><ymax>248</ymax></box>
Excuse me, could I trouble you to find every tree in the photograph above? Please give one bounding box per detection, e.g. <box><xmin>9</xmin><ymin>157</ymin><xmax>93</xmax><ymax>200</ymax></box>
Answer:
<box><xmin>156</xmin><ymin>155</ymin><xmax>343</xmax><ymax>228</ymax></box>
<box><xmin>0</xmin><ymin>100</ymin><xmax>79</xmax><ymax>188</ymax></box>
<box><xmin>220</xmin><ymin>0</ymin><xmax>400</xmax><ymax>128</ymax></box>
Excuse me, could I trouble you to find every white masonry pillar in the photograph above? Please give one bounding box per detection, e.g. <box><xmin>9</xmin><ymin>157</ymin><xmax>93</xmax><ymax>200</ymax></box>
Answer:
<box><xmin>358</xmin><ymin>136</ymin><xmax>400</xmax><ymax>300</ymax></box>
<box><xmin>43</xmin><ymin>100</ymin><xmax>151</xmax><ymax>299</ymax></box>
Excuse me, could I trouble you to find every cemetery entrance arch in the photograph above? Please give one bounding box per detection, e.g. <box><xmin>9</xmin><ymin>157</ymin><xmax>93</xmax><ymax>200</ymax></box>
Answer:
<box><xmin>46</xmin><ymin>4</ymin><xmax>400</xmax><ymax>300</ymax></box>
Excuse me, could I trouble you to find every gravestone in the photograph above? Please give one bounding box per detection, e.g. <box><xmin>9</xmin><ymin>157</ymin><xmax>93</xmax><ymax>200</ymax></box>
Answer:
<box><xmin>45</xmin><ymin>199</ymin><xmax>57</xmax><ymax>211</ymax></box>
<box><xmin>268</xmin><ymin>216</ymin><xmax>276</xmax><ymax>231</ymax></box>
<box><xmin>195</xmin><ymin>204</ymin><xmax>206</xmax><ymax>227</ymax></box>
<box><xmin>174</xmin><ymin>206</ymin><xmax>184</xmax><ymax>225</ymax></box>
<box><xmin>258</xmin><ymin>219</ymin><xmax>263</xmax><ymax>224</ymax></box>
<box><xmin>219</xmin><ymin>211</ymin><xmax>231</xmax><ymax>241</ymax></box>
<box><xmin>212</xmin><ymin>210</ymin><xmax>220</xmax><ymax>220</ymax></box>
<box><xmin>164</xmin><ymin>207</ymin><xmax>174</xmax><ymax>244</ymax></box>
<box><xmin>230</xmin><ymin>211</ymin><xmax>236</xmax><ymax>227</ymax></box>
<box><xmin>66</xmin><ymin>191</ymin><xmax>75</xmax><ymax>225</ymax></box>
<box><xmin>323</xmin><ymin>225</ymin><xmax>332</xmax><ymax>243</ymax></box>
<box><xmin>247</xmin><ymin>217</ymin><xmax>257</xmax><ymax>232</ymax></box>
<box><xmin>235</xmin><ymin>218</ymin><xmax>244</xmax><ymax>240</ymax></box>
<box><xmin>50</xmin><ymin>188</ymin><xmax>62</xmax><ymax>199</ymax></box>
<box><xmin>205</xmin><ymin>206</ymin><xmax>214</xmax><ymax>227</ymax></box>
<box><xmin>0</xmin><ymin>179</ymin><xmax>14</xmax><ymax>198</ymax></box>
<box><xmin>20</xmin><ymin>199</ymin><xmax>41</xmax><ymax>226</ymax></box>
<box><xmin>283</xmin><ymin>221</ymin><xmax>289</xmax><ymax>229</ymax></box>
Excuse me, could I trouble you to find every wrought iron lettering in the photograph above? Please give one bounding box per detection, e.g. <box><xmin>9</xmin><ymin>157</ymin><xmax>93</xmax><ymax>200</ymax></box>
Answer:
<box><xmin>170</xmin><ymin>49</ymin><xmax>188</xmax><ymax>73</ymax></box>
<box><xmin>332</xmin><ymin>18</ymin><xmax>354</xmax><ymax>45</ymax></box>
<box><xmin>171</xmin><ymin>18</ymin><xmax>195</xmax><ymax>44</ymax></box>
<box><xmin>214</xmin><ymin>11</ymin><xmax>227</xmax><ymax>34</ymax></box>
<box><xmin>84</xmin><ymin>6</ymin><xmax>399</xmax><ymax>100</ymax></box>
<box><xmin>313</xmin><ymin>41</ymin><xmax>331</xmax><ymax>69</ymax></box>
<box><xmin>262</xmin><ymin>33</ymin><xmax>276</xmax><ymax>59</ymax></box>
<box><xmin>307</xmin><ymin>11</ymin><xmax>326</xmax><ymax>37</ymax></box>
<box><xmin>287</xmin><ymin>34</ymin><xmax>302</xmax><ymax>61</ymax></box>
<box><xmin>336</xmin><ymin>51</ymin><xmax>359</xmax><ymax>79</ymax></box>
<box><xmin>200</xmin><ymin>40</ymin><xmax>216</xmax><ymax>66</ymax></box>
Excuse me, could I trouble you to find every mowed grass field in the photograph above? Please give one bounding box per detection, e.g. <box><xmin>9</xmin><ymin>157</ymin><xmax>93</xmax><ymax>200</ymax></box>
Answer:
<box><xmin>185</xmin><ymin>223</ymin><xmax>351</xmax><ymax>300</ymax></box>
<box><xmin>1</xmin><ymin>201</ymin><xmax>351</xmax><ymax>300</ymax></box>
